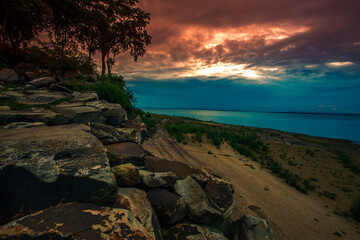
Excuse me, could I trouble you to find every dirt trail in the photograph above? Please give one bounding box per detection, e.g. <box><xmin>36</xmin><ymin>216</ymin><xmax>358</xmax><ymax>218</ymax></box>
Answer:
<box><xmin>143</xmin><ymin>127</ymin><xmax>360</xmax><ymax>240</ymax></box>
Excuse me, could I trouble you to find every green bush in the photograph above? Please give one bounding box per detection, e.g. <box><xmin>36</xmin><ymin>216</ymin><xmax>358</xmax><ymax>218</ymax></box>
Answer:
<box><xmin>95</xmin><ymin>74</ymin><xmax>136</xmax><ymax>113</ymax></box>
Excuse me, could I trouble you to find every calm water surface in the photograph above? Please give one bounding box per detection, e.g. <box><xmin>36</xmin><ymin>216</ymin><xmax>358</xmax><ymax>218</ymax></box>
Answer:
<box><xmin>142</xmin><ymin>108</ymin><xmax>360</xmax><ymax>142</ymax></box>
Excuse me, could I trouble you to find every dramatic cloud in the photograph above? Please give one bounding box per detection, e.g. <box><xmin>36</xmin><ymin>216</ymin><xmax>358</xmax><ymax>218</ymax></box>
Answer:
<box><xmin>113</xmin><ymin>0</ymin><xmax>360</xmax><ymax>113</ymax></box>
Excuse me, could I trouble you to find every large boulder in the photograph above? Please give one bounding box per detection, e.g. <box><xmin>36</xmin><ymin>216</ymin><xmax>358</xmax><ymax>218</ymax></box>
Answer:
<box><xmin>49</xmin><ymin>83</ymin><xmax>73</xmax><ymax>93</ymax></box>
<box><xmin>163</xmin><ymin>223</ymin><xmax>228</xmax><ymax>240</ymax></box>
<box><xmin>71</xmin><ymin>91</ymin><xmax>98</xmax><ymax>102</ymax></box>
<box><xmin>204</xmin><ymin>174</ymin><xmax>235</xmax><ymax>219</ymax></box>
<box><xmin>86</xmin><ymin>101</ymin><xmax>126</xmax><ymax>126</ymax></box>
<box><xmin>174</xmin><ymin>176</ymin><xmax>222</xmax><ymax>225</ymax></box>
<box><xmin>233</xmin><ymin>215</ymin><xmax>277</xmax><ymax>240</ymax></box>
<box><xmin>28</xmin><ymin>76</ymin><xmax>56</xmax><ymax>88</ymax></box>
<box><xmin>0</xmin><ymin>108</ymin><xmax>69</xmax><ymax>126</ymax></box>
<box><xmin>139</xmin><ymin>170</ymin><xmax>178</xmax><ymax>189</ymax></box>
<box><xmin>106</xmin><ymin>142</ymin><xmax>145</xmax><ymax>166</ymax></box>
<box><xmin>0</xmin><ymin>124</ymin><xmax>118</xmax><ymax>224</ymax></box>
<box><xmin>0</xmin><ymin>202</ymin><xmax>153</xmax><ymax>239</ymax></box>
<box><xmin>114</xmin><ymin>188</ymin><xmax>163</xmax><ymax>240</ymax></box>
<box><xmin>145</xmin><ymin>156</ymin><xmax>205</xmax><ymax>179</ymax></box>
<box><xmin>147</xmin><ymin>188</ymin><xmax>186</xmax><ymax>225</ymax></box>
<box><xmin>0</xmin><ymin>69</ymin><xmax>19</xmax><ymax>83</ymax></box>
<box><xmin>90</xmin><ymin>122</ymin><xmax>134</xmax><ymax>145</ymax></box>
<box><xmin>53</xmin><ymin>102</ymin><xmax>104</xmax><ymax>124</ymax></box>
<box><xmin>17</xmin><ymin>90</ymin><xmax>71</xmax><ymax>105</ymax></box>
<box><xmin>111</xmin><ymin>163</ymin><xmax>140</xmax><ymax>187</ymax></box>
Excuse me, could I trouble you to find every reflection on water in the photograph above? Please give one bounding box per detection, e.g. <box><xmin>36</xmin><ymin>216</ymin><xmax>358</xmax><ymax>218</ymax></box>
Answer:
<box><xmin>143</xmin><ymin>108</ymin><xmax>360</xmax><ymax>142</ymax></box>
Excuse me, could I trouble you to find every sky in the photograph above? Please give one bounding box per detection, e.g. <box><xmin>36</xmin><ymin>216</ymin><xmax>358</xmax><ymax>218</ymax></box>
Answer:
<box><xmin>113</xmin><ymin>0</ymin><xmax>360</xmax><ymax>114</ymax></box>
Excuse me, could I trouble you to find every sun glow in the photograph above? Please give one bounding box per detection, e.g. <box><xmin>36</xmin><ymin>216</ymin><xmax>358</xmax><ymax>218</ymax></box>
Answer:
<box><xmin>327</xmin><ymin>61</ymin><xmax>355</xmax><ymax>67</ymax></box>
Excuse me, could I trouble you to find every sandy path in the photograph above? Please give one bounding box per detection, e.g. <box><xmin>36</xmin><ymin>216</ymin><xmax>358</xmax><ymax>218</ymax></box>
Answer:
<box><xmin>143</xmin><ymin>127</ymin><xmax>360</xmax><ymax>240</ymax></box>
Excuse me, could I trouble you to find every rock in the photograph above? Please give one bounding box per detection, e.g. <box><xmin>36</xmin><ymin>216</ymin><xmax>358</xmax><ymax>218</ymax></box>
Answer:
<box><xmin>24</xmin><ymin>71</ymin><xmax>37</xmax><ymax>81</ymax></box>
<box><xmin>147</xmin><ymin>189</ymin><xmax>187</xmax><ymax>225</ymax></box>
<box><xmin>233</xmin><ymin>215</ymin><xmax>277</xmax><ymax>240</ymax></box>
<box><xmin>0</xmin><ymin>108</ymin><xmax>69</xmax><ymax>126</ymax></box>
<box><xmin>163</xmin><ymin>223</ymin><xmax>228</xmax><ymax>240</ymax></box>
<box><xmin>14</xmin><ymin>63</ymin><xmax>39</xmax><ymax>76</ymax></box>
<box><xmin>174</xmin><ymin>176</ymin><xmax>222</xmax><ymax>225</ymax></box>
<box><xmin>53</xmin><ymin>103</ymin><xmax>104</xmax><ymax>124</ymax></box>
<box><xmin>4</xmin><ymin>122</ymin><xmax>46</xmax><ymax>129</ymax></box>
<box><xmin>111</xmin><ymin>163</ymin><xmax>140</xmax><ymax>187</ymax></box>
<box><xmin>145</xmin><ymin>156</ymin><xmax>206</xmax><ymax>179</ymax></box>
<box><xmin>0</xmin><ymin>69</ymin><xmax>19</xmax><ymax>83</ymax></box>
<box><xmin>0</xmin><ymin>124</ymin><xmax>118</xmax><ymax>224</ymax></box>
<box><xmin>24</xmin><ymin>84</ymin><xmax>37</xmax><ymax>90</ymax></box>
<box><xmin>106</xmin><ymin>142</ymin><xmax>145</xmax><ymax>166</ymax></box>
<box><xmin>90</xmin><ymin>122</ymin><xmax>134</xmax><ymax>145</ymax></box>
<box><xmin>63</xmin><ymin>70</ymin><xmax>79</xmax><ymax>80</ymax></box>
<box><xmin>204</xmin><ymin>174</ymin><xmax>235</xmax><ymax>218</ymax></box>
<box><xmin>139</xmin><ymin>170</ymin><xmax>178</xmax><ymax>188</ymax></box>
<box><xmin>71</xmin><ymin>91</ymin><xmax>98</xmax><ymax>102</ymax></box>
<box><xmin>18</xmin><ymin>90</ymin><xmax>71</xmax><ymax>105</ymax></box>
<box><xmin>49</xmin><ymin>83</ymin><xmax>73</xmax><ymax>93</ymax></box>
<box><xmin>114</xmin><ymin>188</ymin><xmax>163</xmax><ymax>240</ymax></box>
<box><xmin>0</xmin><ymin>202</ymin><xmax>153</xmax><ymax>239</ymax></box>
<box><xmin>28</xmin><ymin>76</ymin><xmax>56</xmax><ymax>88</ymax></box>
<box><xmin>87</xmin><ymin>101</ymin><xmax>126</xmax><ymax>126</ymax></box>
<box><xmin>0</xmin><ymin>106</ymin><xmax>10</xmax><ymax>111</ymax></box>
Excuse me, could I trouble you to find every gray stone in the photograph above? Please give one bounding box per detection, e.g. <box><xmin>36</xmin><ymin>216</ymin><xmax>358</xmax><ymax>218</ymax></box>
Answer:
<box><xmin>174</xmin><ymin>176</ymin><xmax>222</xmax><ymax>225</ymax></box>
<box><xmin>139</xmin><ymin>170</ymin><xmax>178</xmax><ymax>188</ymax></box>
<box><xmin>111</xmin><ymin>163</ymin><xmax>140</xmax><ymax>187</ymax></box>
<box><xmin>0</xmin><ymin>124</ymin><xmax>118</xmax><ymax>224</ymax></box>
<box><xmin>233</xmin><ymin>215</ymin><xmax>277</xmax><ymax>240</ymax></box>
<box><xmin>0</xmin><ymin>202</ymin><xmax>153</xmax><ymax>240</ymax></box>
<box><xmin>0</xmin><ymin>108</ymin><xmax>69</xmax><ymax>126</ymax></box>
<box><xmin>49</xmin><ymin>83</ymin><xmax>73</xmax><ymax>93</ymax></box>
<box><xmin>28</xmin><ymin>76</ymin><xmax>56</xmax><ymax>88</ymax></box>
<box><xmin>90</xmin><ymin>123</ymin><xmax>134</xmax><ymax>145</ymax></box>
<box><xmin>17</xmin><ymin>90</ymin><xmax>71</xmax><ymax>105</ymax></box>
<box><xmin>0</xmin><ymin>69</ymin><xmax>19</xmax><ymax>83</ymax></box>
<box><xmin>24</xmin><ymin>71</ymin><xmax>37</xmax><ymax>81</ymax></box>
<box><xmin>53</xmin><ymin>104</ymin><xmax>104</xmax><ymax>124</ymax></box>
<box><xmin>24</xmin><ymin>84</ymin><xmax>37</xmax><ymax>91</ymax></box>
<box><xmin>106</xmin><ymin>142</ymin><xmax>145</xmax><ymax>166</ymax></box>
<box><xmin>4</xmin><ymin>122</ymin><xmax>46</xmax><ymax>129</ymax></box>
<box><xmin>114</xmin><ymin>188</ymin><xmax>163</xmax><ymax>240</ymax></box>
<box><xmin>147</xmin><ymin>188</ymin><xmax>187</xmax><ymax>225</ymax></box>
<box><xmin>71</xmin><ymin>91</ymin><xmax>98</xmax><ymax>102</ymax></box>
<box><xmin>0</xmin><ymin>106</ymin><xmax>10</xmax><ymax>111</ymax></box>
<box><xmin>163</xmin><ymin>223</ymin><xmax>228</xmax><ymax>240</ymax></box>
<box><xmin>87</xmin><ymin>101</ymin><xmax>126</xmax><ymax>126</ymax></box>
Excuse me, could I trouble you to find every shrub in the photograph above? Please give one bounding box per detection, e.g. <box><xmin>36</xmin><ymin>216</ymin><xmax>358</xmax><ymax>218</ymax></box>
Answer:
<box><xmin>96</xmin><ymin>80</ymin><xmax>133</xmax><ymax>112</ymax></box>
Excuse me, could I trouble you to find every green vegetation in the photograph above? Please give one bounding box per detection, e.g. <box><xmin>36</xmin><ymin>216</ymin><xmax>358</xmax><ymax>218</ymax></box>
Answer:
<box><xmin>331</xmin><ymin>150</ymin><xmax>360</xmax><ymax>174</ymax></box>
<box><xmin>350</xmin><ymin>198</ymin><xmax>360</xmax><ymax>222</ymax></box>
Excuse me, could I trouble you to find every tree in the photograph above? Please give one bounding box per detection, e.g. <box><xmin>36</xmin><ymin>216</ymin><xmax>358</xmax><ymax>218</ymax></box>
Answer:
<box><xmin>0</xmin><ymin>0</ymin><xmax>51</xmax><ymax>52</ymax></box>
<box><xmin>95</xmin><ymin>0</ymin><xmax>151</xmax><ymax>75</ymax></box>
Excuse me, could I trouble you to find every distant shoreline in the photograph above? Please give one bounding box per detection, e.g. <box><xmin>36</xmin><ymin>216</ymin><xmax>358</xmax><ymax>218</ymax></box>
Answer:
<box><xmin>140</xmin><ymin>107</ymin><xmax>360</xmax><ymax>117</ymax></box>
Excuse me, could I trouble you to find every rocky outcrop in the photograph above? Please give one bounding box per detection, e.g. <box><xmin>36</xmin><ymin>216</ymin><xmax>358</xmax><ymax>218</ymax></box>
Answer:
<box><xmin>4</xmin><ymin>121</ymin><xmax>46</xmax><ymax>129</ymax></box>
<box><xmin>28</xmin><ymin>76</ymin><xmax>56</xmax><ymax>88</ymax></box>
<box><xmin>106</xmin><ymin>142</ymin><xmax>145</xmax><ymax>166</ymax></box>
<box><xmin>17</xmin><ymin>90</ymin><xmax>71</xmax><ymax>105</ymax></box>
<box><xmin>114</xmin><ymin>188</ymin><xmax>163</xmax><ymax>240</ymax></box>
<box><xmin>0</xmin><ymin>202</ymin><xmax>153</xmax><ymax>239</ymax></box>
<box><xmin>0</xmin><ymin>69</ymin><xmax>19</xmax><ymax>83</ymax></box>
<box><xmin>86</xmin><ymin>100</ymin><xmax>126</xmax><ymax>126</ymax></box>
<box><xmin>0</xmin><ymin>124</ymin><xmax>117</xmax><ymax>224</ymax></box>
<box><xmin>70</xmin><ymin>91</ymin><xmax>98</xmax><ymax>102</ymax></box>
<box><xmin>53</xmin><ymin>102</ymin><xmax>104</xmax><ymax>124</ymax></box>
<box><xmin>0</xmin><ymin>108</ymin><xmax>69</xmax><ymax>126</ymax></box>
<box><xmin>163</xmin><ymin>223</ymin><xmax>228</xmax><ymax>240</ymax></box>
<box><xmin>111</xmin><ymin>163</ymin><xmax>140</xmax><ymax>187</ymax></box>
<box><xmin>139</xmin><ymin>170</ymin><xmax>178</xmax><ymax>189</ymax></box>
<box><xmin>174</xmin><ymin>176</ymin><xmax>222</xmax><ymax>225</ymax></box>
<box><xmin>147</xmin><ymin>189</ymin><xmax>187</xmax><ymax>225</ymax></box>
<box><xmin>233</xmin><ymin>215</ymin><xmax>277</xmax><ymax>240</ymax></box>
<box><xmin>90</xmin><ymin>122</ymin><xmax>134</xmax><ymax>144</ymax></box>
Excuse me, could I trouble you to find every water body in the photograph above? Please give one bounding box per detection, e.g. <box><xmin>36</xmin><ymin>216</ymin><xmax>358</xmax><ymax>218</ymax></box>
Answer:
<box><xmin>142</xmin><ymin>108</ymin><xmax>360</xmax><ymax>142</ymax></box>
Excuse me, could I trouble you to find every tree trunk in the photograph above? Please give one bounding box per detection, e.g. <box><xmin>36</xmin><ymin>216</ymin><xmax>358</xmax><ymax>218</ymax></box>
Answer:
<box><xmin>101</xmin><ymin>51</ymin><xmax>106</xmax><ymax>75</ymax></box>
